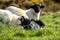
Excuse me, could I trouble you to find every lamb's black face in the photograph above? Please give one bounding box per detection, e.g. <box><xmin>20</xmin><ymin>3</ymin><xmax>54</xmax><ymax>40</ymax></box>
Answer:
<box><xmin>20</xmin><ymin>16</ymin><xmax>31</xmax><ymax>26</ymax></box>
<box><xmin>30</xmin><ymin>4</ymin><xmax>45</xmax><ymax>13</ymax></box>
<box><xmin>19</xmin><ymin>16</ymin><xmax>32</xmax><ymax>30</ymax></box>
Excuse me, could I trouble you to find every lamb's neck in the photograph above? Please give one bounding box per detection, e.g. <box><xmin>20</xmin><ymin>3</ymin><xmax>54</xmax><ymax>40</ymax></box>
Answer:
<box><xmin>26</xmin><ymin>9</ymin><xmax>40</xmax><ymax>20</ymax></box>
<box><xmin>24</xmin><ymin>9</ymin><xmax>34</xmax><ymax>13</ymax></box>
<box><xmin>25</xmin><ymin>9</ymin><xmax>35</xmax><ymax>16</ymax></box>
<box><xmin>29</xmin><ymin>9</ymin><xmax>41</xmax><ymax>20</ymax></box>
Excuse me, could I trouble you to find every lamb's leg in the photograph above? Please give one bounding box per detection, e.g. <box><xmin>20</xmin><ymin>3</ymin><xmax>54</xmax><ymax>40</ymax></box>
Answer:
<box><xmin>31</xmin><ymin>19</ymin><xmax>45</xmax><ymax>28</ymax></box>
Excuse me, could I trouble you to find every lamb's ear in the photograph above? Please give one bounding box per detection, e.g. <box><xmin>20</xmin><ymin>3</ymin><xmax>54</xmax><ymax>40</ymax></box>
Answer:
<box><xmin>40</xmin><ymin>4</ymin><xmax>45</xmax><ymax>8</ymax></box>
<box><xmin>21</xmin><ymin>16</ymin><xmax>25</xmax><ymax>19</ymax></box>
<box><xmin>30</xmin><ymin>5</ymin><xmax>33</xmax><ymax>8</ymax></box>
<box><xmin>30</xmin><ymin>4</ymin><xmax>35</xmax><ymax>8</ymax></box>
<box><xmin>40</xmin><ymin>5</ymin><xmax>45</xmax><ymax>8</ymax></box>
<box><xmin>18</xmin><ymin>16</ymin><xmax>25</xmax><ymax>22</ymax></box>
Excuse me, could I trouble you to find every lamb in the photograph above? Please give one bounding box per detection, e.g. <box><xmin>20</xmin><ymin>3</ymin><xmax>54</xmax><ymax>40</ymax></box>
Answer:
<box><xmin>24</xmin><ymin>4</ymin><xmax>45</xmax><ymax>27</ymax></box>
<box><xmin>0</xmin><ymin>9</ymin><xmax>22</xmax><ymax>26</ymax></box>
<box><xmin>6</xmin><ymin>4</ymin><xmax>45</xmax><ymax>28</ymax></box>
<box><xmin>25</xmin><ymin>4</ymin><xmax>45</xmax><ymax>20</ymax></box>
<box><xmin>6</xmin><ymin>4</ymin><xmax>44</xmax><ymax>20</ymax></box>
<box><xmin>6</xmin><ymin>6</ymin><xmax>29</xmax><ymax>19</ymax></box>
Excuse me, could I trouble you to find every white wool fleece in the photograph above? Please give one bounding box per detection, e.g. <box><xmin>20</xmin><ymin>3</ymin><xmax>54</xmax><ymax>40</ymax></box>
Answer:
<box><xmin>6</xmin><ymin>6</ymin><xmax>29</xmax><ymax>19</ymax></box>
<box><xmin>0</xmin><ymin>9</ymin><xmax>21</xmax><ymax>25</ymax></box>
<box><xmin>6</xmin><ymin>6</ymin><xmax>41</xmax><ymax>20</ymax></box>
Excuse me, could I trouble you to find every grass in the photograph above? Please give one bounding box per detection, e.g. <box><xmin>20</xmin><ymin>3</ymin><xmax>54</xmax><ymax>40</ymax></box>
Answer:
<box><xmin>0</xmin><ymin>12</ymin><xmax>60</xmax><ymax>40</ymax></box>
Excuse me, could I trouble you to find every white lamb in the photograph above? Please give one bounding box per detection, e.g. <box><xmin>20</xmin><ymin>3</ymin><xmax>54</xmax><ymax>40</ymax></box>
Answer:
<box><xmin>6</xmin><ymin>4</ymin><xmax>45</xmax><ymax>29</ymax></box>
<box><xmin>0</xmin><ymin>9</ymin><xmax>21</xmax><ymax>26</ymax></box>
<box><xmin>6</xmin><ymin>6</ymin><xmax>29</xmax><ymax>19</ymax></box>
<box><xmin>6</xmin><ymin>4</ymin><xmax>44</xmax><ymax>20</ymax></box>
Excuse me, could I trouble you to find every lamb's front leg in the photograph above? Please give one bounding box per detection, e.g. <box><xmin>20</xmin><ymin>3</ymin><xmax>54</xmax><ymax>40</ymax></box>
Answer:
<box><xmin>31</xmin><ymin>19</ymin><xmax>45</xmax><ymax>28</ymax></box>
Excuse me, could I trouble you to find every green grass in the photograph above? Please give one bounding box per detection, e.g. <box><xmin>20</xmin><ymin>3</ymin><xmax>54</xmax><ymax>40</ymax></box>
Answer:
<box><xmin>0</xmin><ymin>12</ymin><xmax>60</xmax><ymax>40</ymax></box>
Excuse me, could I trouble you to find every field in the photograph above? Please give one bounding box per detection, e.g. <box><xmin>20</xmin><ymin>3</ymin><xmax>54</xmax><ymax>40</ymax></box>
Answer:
<box><xmin>0</xmin><ymin>12</ymin><xmax>60</xmax><ymax>40</ymax></box>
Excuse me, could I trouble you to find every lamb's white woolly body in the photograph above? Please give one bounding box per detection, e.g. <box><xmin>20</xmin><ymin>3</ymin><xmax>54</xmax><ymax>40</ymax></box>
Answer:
<box><xmin>6</xmin><ymin>6</ymin><xmax>29</xmax><ymax>19</ymax></box>
<box><xmin>6</xmin><ymin>5</ymin><xmax>43</xmax><ymax>29</ymax></box>
<box><xmin>0</xmin><ymin>9</ymin><xmax>21</xmax><ymax>25</ymax></box>
<box><xmin>6</xmin><ymin>6</ymin><xmax>41</xmax><ymax>20</ymax></box>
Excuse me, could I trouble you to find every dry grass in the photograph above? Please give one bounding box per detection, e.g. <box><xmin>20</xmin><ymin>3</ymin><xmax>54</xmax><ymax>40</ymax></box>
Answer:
<box><xmin>0</xmin><ymin>0</ymin><xmax>60</xmax><ymax>12</ymax></box>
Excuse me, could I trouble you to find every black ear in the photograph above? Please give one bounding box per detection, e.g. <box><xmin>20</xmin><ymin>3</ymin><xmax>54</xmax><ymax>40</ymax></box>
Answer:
<box><xmin>40</xmin><ymin>5</ymin><xmax>45</xmax><ymax>8</ymax></box>
<box><xmin>30</xmin><ymin>5</ymin><xmax>33</xmax><ymax>8</ymax></box>
<box><xmin>19</xmin><ymin>16</ymin><xmax>25</xmax><ymax>23</ymax></box>
<box><xmin>18</xmin><ymin>16</ymin><xmax>25</xmax><ymax>20</ymax></box>
<box><xmin>21</xmin><ymin>16</ymin><xmax>25</xmax><ymax>19</ymax></box>
<box><xmin>30</xmin><ymin>4</ymin><xmax>35</xmax><ymax>8</ymax></box>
